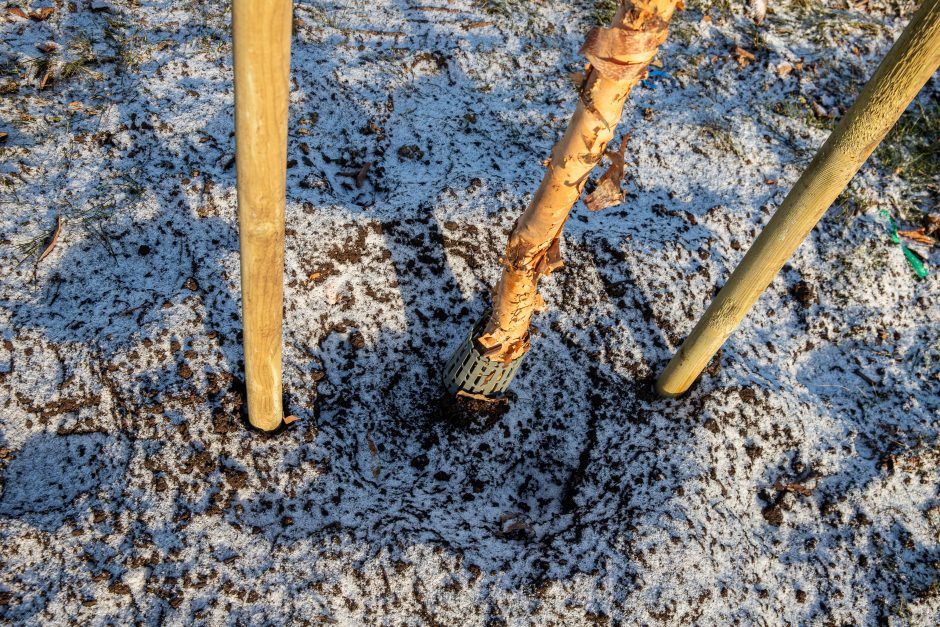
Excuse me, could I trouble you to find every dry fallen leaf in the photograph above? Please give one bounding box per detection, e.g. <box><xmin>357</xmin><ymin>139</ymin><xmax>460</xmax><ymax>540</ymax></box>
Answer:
<box><xmin>36</xmin><ymin>215</ymin><xmax>62</xmax><ymax>265</ymax></box>
<box><xmin>366</xmin><ymin>432</ymin><xmax>377</xmax><ymax>457</ymax></box>
<box><xmin>776</xmin><ymin>62</ymin><xmax>793</xmax><ymax>78</ymax></box>
<box><xmin>355</xmin><ymin>161</ymin><xmax>371</xmax><ymax>188</ymax></box>
<box><xmin>36</xmin><ymin>41</ymin><xmax>58</xmax><ymax>54</ymax></box>
<box><xmin>734</xmin><ymin>46</ymin><xmax>756</xmax><ymax>66</ymax></box>
<box><xmin>0</xmin><ymin>132</ymin><xmax>8</xmax><ymax>143</ymax></box>
<box><xmin>39</xmin><ymin>69</ymin><xmax>53</xmax><ymax>90</ymax></box>
<box><xmin>497</xmin><ymin>513</ymin><xmax>534</xmax><ymax>539</ymax></box>
<box><xmin>283</xmin><ymin>415</ymin><xmax>299</xmax><ymax>425</ymax></box>
<box><xmin>29</xmin><ymin>7</ymin><xmax>54</xmax><ymax>21</ymax></box>
<box><xmin>773</xmin><ymin>479</ymin><xmax>814</xmax><ymax>497</ymax></box>
<box><xmin>7</xmin><ymin>7</ymin><xmax>27</xmax><ymax>19</ymax></box>
<box><xmin>810</xmin><ymin>100</ymin><xmax>829</xmax><ymax>119</ymax></box>
<box><xmin>773</xmin><ymin>470</ymin><xmax>819</xmax><ymax>497</ymax></box>
<box><xmin>898</xmin><ymin>228</ymin><xmax>936</xmax><ymax>246</ymax></box>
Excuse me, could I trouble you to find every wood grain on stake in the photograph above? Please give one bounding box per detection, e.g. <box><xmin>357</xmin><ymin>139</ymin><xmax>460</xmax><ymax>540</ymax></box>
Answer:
<box><xmin>233</xmin><ymin>0</ymin><xmax>292</xmax><ymax>430</ymax></box>
<box><xmin>478</xmin><ymin>0</ymin><xmax>678</xmax><ymax>363</ymax></box>
<box><xmin>657</xmin><ymin>0</ymin><xmax>940</xmax><ymax>397</ymax></box>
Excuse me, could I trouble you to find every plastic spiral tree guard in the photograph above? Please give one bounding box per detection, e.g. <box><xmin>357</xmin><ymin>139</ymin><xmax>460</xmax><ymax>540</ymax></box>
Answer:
<box><xmin>442</xmin><ymin>316</ymin><xmax>527</xmax><ymax>398</ymax></box>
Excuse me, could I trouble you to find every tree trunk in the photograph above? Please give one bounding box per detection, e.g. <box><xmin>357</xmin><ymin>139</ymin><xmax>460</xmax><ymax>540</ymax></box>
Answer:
<box><xmin>477</xmin><ymin>0</ymin><xmax>679</xmax><ymax>363</ymax></box>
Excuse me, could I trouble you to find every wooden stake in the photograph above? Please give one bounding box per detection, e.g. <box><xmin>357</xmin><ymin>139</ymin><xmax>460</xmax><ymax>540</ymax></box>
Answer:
<box><xmin>657</xmin><ymin>0</ymin><xmax>940</xmax><ymax>397</ymax></box>
<box><xmin>478</xmin><ymin>0</ymin><xmax>679</xmax><ymax>363</ymax></box>
<box><xmin>233</xmin><ymin>0</ymin><xmax>292</xmax><ymax>430</ymax></box>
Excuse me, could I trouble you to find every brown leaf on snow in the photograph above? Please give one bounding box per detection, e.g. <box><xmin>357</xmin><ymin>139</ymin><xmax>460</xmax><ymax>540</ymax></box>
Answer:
<box><xmin>7</xmin><ymin>7</ymin><xmax>27</xmax><ymax>19</ymax></box>
<box><xmin>773</xmin><ymin>476</ymin><xmax>817</xmax><ymax>497</ymax></box>
<box><xmin>38</xmin><ymin>69</ymin><xmax>53</xmax><ymax>90</ymax></box>
<box><xmin>36</xmin><ymin>41</ymin><xmax>57</xmax><ymax>54</ymax></box>
<box><xmin>35</xmin><ymin>214</ymin><xmax>62</xmax><ymax>266</ymax></box>
<box><xmin>366</xmin><ymin>432</ymin><xmax>378</xmax><ymax>457</ymax></box>
<box><xmin>776</xmin><ymin>62</ymin><xmax>793</xmax><ymax>77</ymax></box>
<box><xmin>810</xmin><ymin>99</ymin><xmax>829</xmax><ymax>119</ymax></box>
<box><xmin>734</xmin><ymin>46</ymin><xmax>756</xmax><ymax>66</ymax></box>
<box><xmin>0</xmin><ymin>132</ymin><xmax>7</xmax><ymax>143</ymax></box>
<box><xmin>897</xmin><ymin>228</ymin><xmax>936</xmax><ymax>246</ymax></box>
<box><xmin>29</xmin><ymin>7</ymin><xmax>55</xmax><ymax>21</ymax></box>
<box><xmin>355</xmin><ymin>161</ymin><xmax>371</xmax><ymax>188</ymax></box>
<box><xmin>497</xmin><ymin>513</ymin><xmax>533</xmax><ymax>539</ymax></box>
<box><xmin>584</xmin><ymin>133</ymin><xmax>630</xmax><ymax>212</ymax></box>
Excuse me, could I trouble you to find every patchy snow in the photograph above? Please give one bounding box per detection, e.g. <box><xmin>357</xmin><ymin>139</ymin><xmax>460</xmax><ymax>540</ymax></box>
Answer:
<box><xmin>1</xmin><ymin>0</ymin><xmax>938</xmax><ymax>624</ymax></box>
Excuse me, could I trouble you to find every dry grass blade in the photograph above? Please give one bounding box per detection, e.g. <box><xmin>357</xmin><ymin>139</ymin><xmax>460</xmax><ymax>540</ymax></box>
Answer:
<box><xmin>35</xmin><ymin>215</ymin><xmax>62</xmax><ymax>266</ymax></box>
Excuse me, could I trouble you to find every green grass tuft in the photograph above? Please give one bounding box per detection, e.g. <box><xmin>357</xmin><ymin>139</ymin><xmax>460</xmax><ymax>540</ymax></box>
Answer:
<box><xmin>875</xmin><ymin>98</ymin><xmax>939</xmax><ymax>217</ymax></box>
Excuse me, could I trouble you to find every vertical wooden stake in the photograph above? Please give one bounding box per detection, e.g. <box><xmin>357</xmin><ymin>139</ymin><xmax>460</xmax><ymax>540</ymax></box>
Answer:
<box><xmin>657</xmin><ymin>0</ymin><xmax>940</xmax><ymax>397</ymax></box>
<box><xmin>233</xmin><ymin>0</ymin><xmax>292</xmax><ymax>430</ymax></box>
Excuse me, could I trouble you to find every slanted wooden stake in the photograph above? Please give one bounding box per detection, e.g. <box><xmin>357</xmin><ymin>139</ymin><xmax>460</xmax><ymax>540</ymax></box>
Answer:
<box><xmin>233</xmin><ymin>0</ymin><xmax>292</xmax><ymax>430</ymax></box>
<box><xmin>657</xmin><ymin>0</ymin><xmax>940</xmax><ymax>397</ymax></box>
<box><xmin>477</xmin><ymin>0</ymin><xmax>679</xmax><ymax>363</ymax></box>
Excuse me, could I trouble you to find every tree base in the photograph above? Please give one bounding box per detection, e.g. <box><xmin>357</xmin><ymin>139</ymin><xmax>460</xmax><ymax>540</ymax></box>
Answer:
<box><xmin>442</xmin><ymin>316</ymin><xmax>526</xmax><ymax>398</ymax></box>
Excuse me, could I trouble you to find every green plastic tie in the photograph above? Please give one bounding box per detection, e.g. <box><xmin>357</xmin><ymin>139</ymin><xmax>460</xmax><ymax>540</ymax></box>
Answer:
<box><xmin>879</xmin><ymin>209</ymin><xmax>928</xmax><ymax>278</ymax></box>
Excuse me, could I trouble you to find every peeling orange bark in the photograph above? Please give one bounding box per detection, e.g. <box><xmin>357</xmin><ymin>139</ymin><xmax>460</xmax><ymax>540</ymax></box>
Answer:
<box><xmin>478</xmin><ymin>0</ymin><xmax>679</xmax><ymax>363</ymax></box>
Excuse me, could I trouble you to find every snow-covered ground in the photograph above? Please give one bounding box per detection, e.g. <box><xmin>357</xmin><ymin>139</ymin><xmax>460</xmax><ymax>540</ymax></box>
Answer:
<box><xmin>1</xmin><ymin>0</ymin><xmax>938</xmax><ymax>624</ymax></box>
